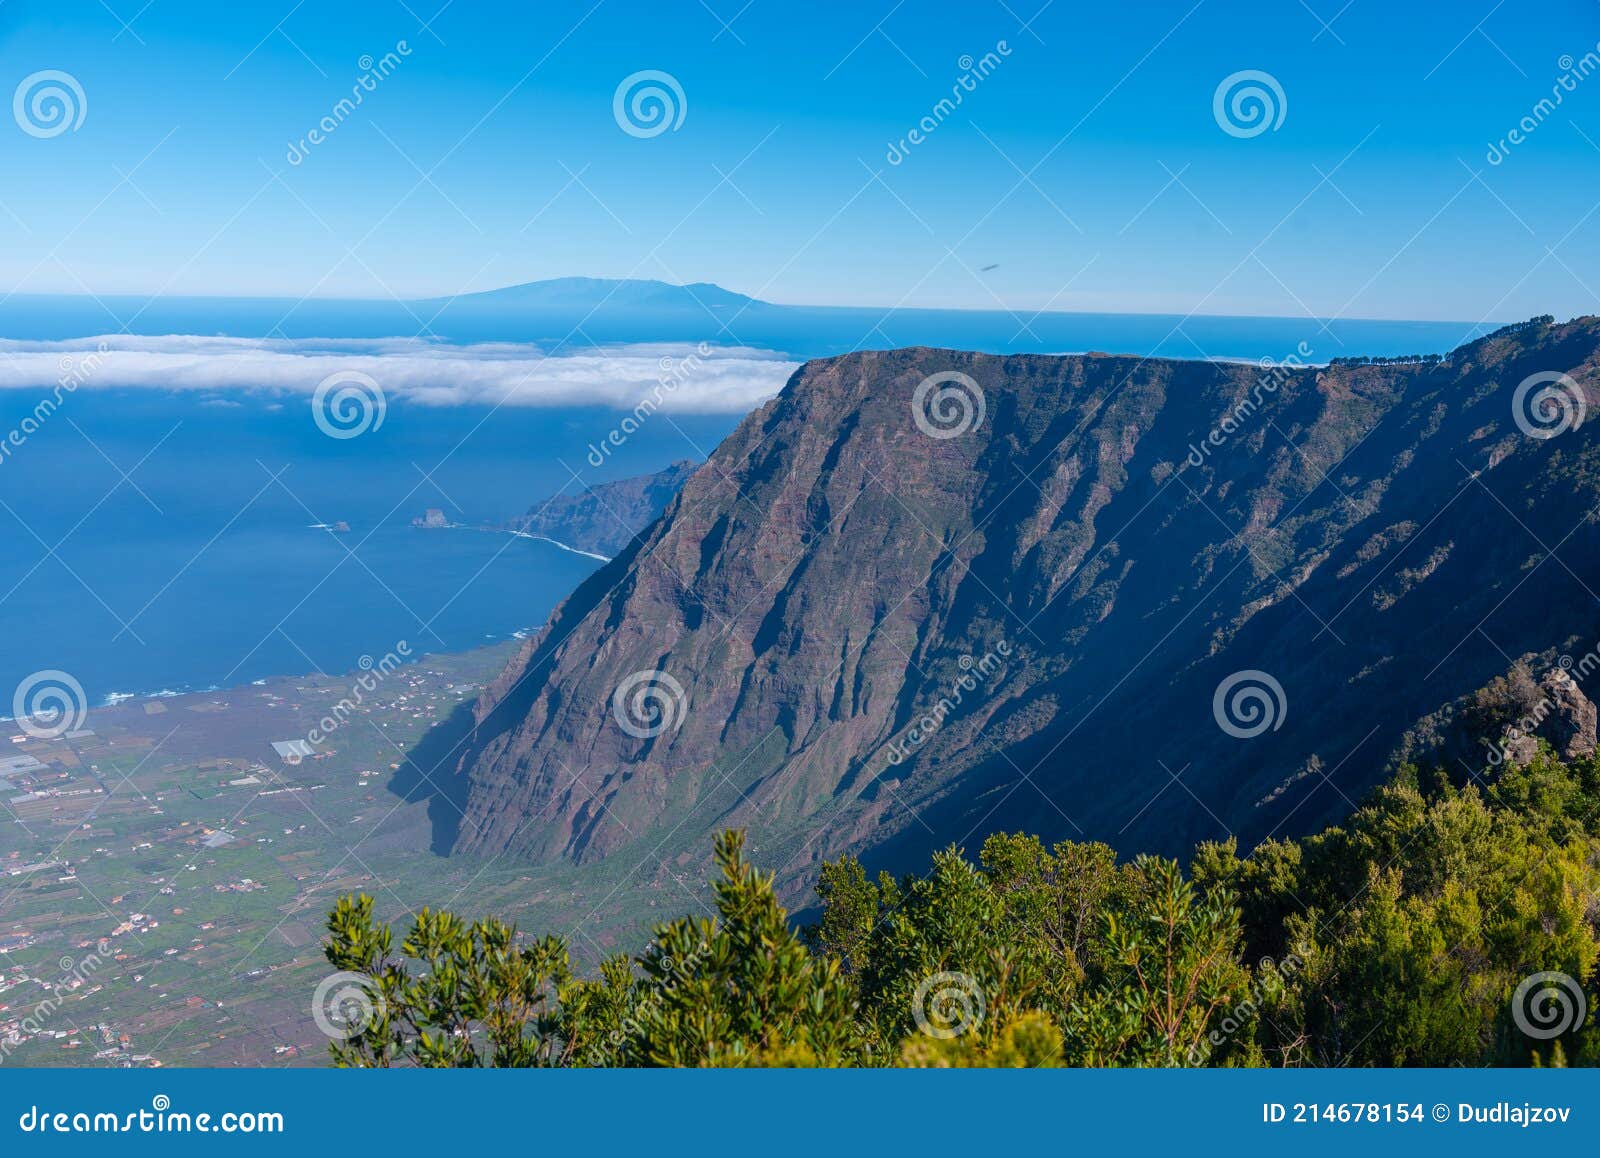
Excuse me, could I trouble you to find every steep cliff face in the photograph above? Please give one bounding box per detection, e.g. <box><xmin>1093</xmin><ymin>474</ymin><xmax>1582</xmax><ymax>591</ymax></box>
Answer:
<box><xmin>449</xmin><ymin>318</ymin><xmax>1600</xmax><ymax>894</ymax></box>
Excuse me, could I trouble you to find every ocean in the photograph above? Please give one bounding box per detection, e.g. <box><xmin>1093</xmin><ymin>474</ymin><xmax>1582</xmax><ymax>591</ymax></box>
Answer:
<box><xmin>0</xmin><ymin>387</ymin><xmax>740</xmax><ymax>706</ymax></box>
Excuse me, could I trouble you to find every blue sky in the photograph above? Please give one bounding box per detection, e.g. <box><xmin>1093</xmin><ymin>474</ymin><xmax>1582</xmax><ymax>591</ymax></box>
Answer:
<box><xmin>0</xmin><ymin>0</ymin><xmax>1596</xmax><ymax>320</ymax></box>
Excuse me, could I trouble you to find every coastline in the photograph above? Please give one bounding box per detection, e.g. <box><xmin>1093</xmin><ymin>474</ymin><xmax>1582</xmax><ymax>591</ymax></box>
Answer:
<box><xmin>410</xmin><ymin>517</ymin><xmax>616</xmax><ymax>562</ymax></box>
<box><xmin>505</xmin><ymin>529</ymin><xmax>612</xmax><ymax>562</ymax></box>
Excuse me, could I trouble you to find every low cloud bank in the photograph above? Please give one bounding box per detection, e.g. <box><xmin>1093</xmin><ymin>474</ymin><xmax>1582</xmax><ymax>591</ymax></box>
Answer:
<box><xmin>0</xmin><ymin>335</ymin><xmax>797</xmax><ymax>413</ymax></box>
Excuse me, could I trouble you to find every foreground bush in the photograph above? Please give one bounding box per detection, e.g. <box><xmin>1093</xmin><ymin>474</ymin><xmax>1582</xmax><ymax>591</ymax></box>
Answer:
<box><xmin>322</xmin><ymin>751</ymin><xmax>1600</xmax><ymax>1067</ymax></box>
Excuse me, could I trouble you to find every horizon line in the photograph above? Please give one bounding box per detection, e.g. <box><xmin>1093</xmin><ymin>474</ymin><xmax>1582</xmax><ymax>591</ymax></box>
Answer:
<box><xmin>0</xmin><ymin>278</ymin><xmax>1530</xmax><ymax>330</ymax></box>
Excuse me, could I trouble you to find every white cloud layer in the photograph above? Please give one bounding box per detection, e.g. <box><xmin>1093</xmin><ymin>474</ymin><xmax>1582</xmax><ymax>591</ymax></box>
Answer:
<box><xmin>0</xmin><ymin>335</ymin><xmax>797</xmax><ymax>413</ymax></box>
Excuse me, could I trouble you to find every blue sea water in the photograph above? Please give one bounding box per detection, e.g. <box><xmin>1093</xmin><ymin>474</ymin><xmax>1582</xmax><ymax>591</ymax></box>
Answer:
<box><xmin>0</xmin><ymin>387</ymin><xmax>739</xmax><ymax>706</ymax></box>
<box><xmin>0</xmin><ymin>290</ymin><xmax>1505</xmax><ymax>707</ymax></box>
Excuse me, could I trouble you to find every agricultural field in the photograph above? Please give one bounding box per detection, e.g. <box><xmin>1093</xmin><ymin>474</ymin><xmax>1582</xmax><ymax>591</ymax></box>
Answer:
<box><xmin>0</xmin><ymin>641</ymin><xmax>660</xmax><ymax>1068</ymax></box>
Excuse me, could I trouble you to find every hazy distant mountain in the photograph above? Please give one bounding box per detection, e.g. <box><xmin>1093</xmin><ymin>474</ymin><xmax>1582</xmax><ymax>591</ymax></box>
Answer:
<box><xmin>0</xmin><ymin>279</ymin><xmax>1497</xmax><ymax>363</ymax></box>
<box><xmin>424</xmin><ymin>277</ymin><xmax>760</xmax><ymax>312</ymax></box>
<box><xmin>446</xmin><ymin>315</ymin><xmax>1600</xmax><ymax>899</ymax></box>
<box><xmin>508</xmin><ymin>460</ymin><xmax>698</xmax><ymax>558</ymax></box>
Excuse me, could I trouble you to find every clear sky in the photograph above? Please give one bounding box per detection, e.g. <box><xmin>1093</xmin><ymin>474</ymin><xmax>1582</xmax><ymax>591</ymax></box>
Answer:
<box><xmin>0</xmin><ymin>0</ymin><xmax>1597</xmax><ymax>321</ymax></box>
